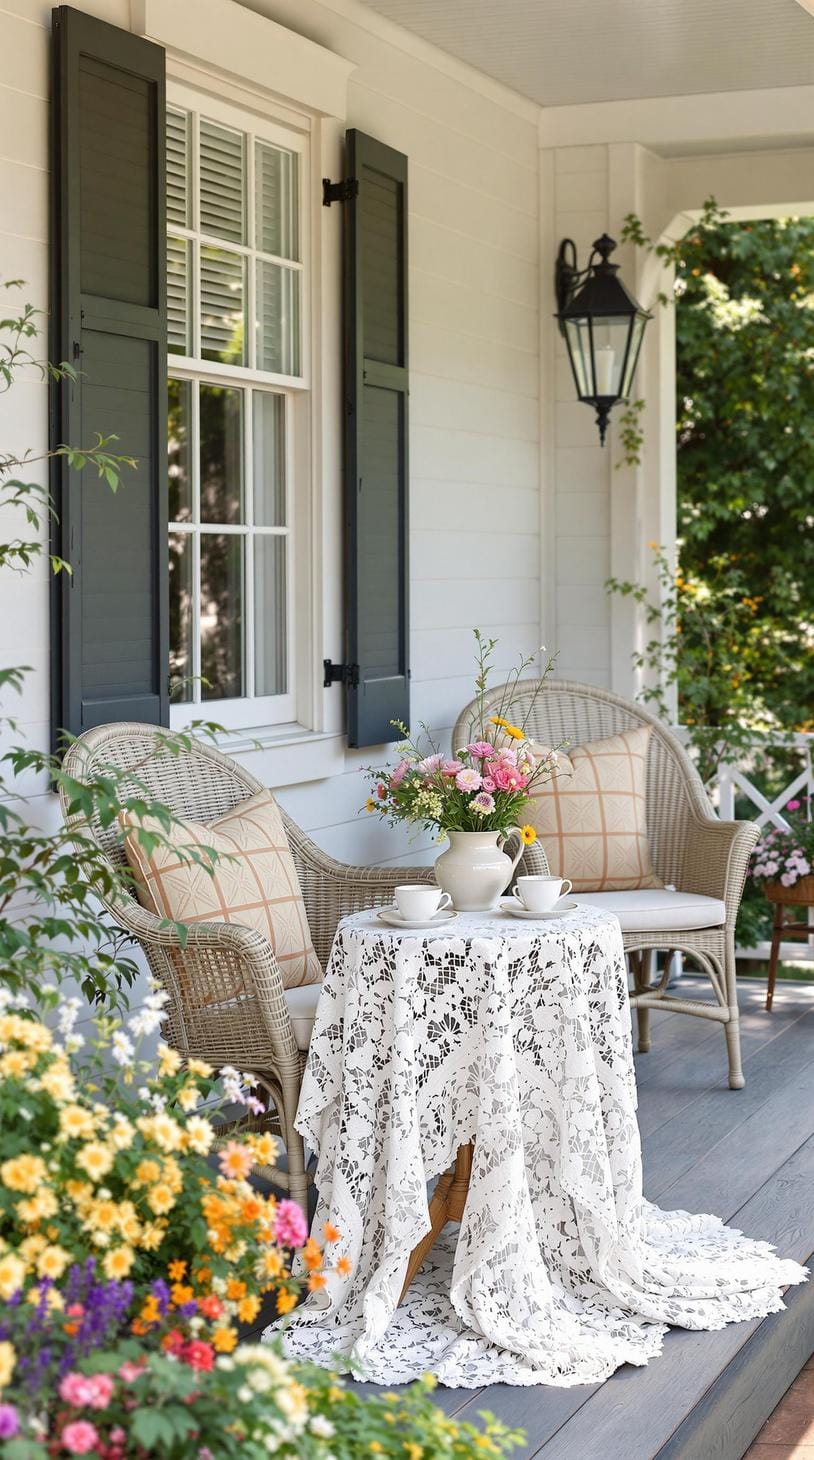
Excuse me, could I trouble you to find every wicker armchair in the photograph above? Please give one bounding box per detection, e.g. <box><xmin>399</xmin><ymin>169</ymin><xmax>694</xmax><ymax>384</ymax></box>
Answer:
<box><xmin>60</xmin><ymin>723</ymin><xmax>436</xmax><ymax>1210</ymax></box>
<box><xmin>453</xmin><ymin>681</ymin><xmax>759</xmax><ymax>1089</ymax></box>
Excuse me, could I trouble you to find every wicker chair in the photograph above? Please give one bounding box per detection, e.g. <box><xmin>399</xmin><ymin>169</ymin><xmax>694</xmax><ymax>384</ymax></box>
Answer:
<box><xmin>453</xmin><ymin>681</ymin><xmax>759</xmax><ymax>1089</ymax></box>
<box><xmin>60</xmin><ymin>722</ymin><xmax>436</xmax><ymax>1211</ymax></box>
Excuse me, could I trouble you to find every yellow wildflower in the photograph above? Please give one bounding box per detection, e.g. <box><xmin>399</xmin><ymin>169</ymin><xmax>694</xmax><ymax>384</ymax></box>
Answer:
<box><xmin>0</xmin><ymin>1254</ymin><xmax>26</xmax><ymax>1301</ymax></box>
<box><xmin>37</xmin><ymin>1245</ymin><xmax>71</xmax><ymax>1282</ymax></box>
<box><xmin>76</xmin><ymin>1142</ymin><xmax>114</xmax><ymax>1182</ymax></box>
<box><xmin>276</xmin><ymin>1288</ymin><xmax>297</xmax><ymax>1315</ymax></box>
<box><xmin>405</xmin><ymin>1447</ymin><xmax>424</xmax><ymax>1460</ymax></box>
<box><xmin>17</xmin><ymin>1190</ymin><xmax>59</xmax><ymax>1224</ymax></box>
<box><xmin>1</xmin><ymin>1049</ymin><xmax>35</xmax><ymax>1079</ymax></box>
<box><xmin>117</xmin><ymin>1202</ymin><xmax>141</xmax><ymax>1244</ymax></box>
<box><xmin>237</xmin><ymin>1295</ymin><xmax>260</xmax><ymax>1324</ymax></box>
<box><xmin>0</xmin><ymin>1340</ymin><xmax>15</xmax><ymax>1390</ymax></box>
<box><xmin>259</xmin><ymin>1248</ymin><xmax>284</xmax><ymax>1280</ymax></box>
<box><xmin>520</xmin><ymin>824</ymin><xmax>537</xmax><ymax>846</ymax></box>
<box><xmin>38</xmin><ymin>1062</ymin><xmax>75</xmax><ymax>1102</ymax></box>
<box><xmin>249</xmin><ymin>1131</ymin><xmax>279</xmax><ymax>1166</ymax></box>
<box><xmin>87</xmin><ymin>1198</ymin><xmax>119</xmax><ymax>1232</ymax></box>
<box><xmin>171</xmin><ymin>1281</ymin><xmax>194</xmax><ymax>1306</ymax></box>
<box><xmin>187</xmin><ymin>1058</ymin><xmax>213</xmax><ymax>1078</ymax></box>
<box><xmin>147</xmin><ymin>1183</ymin><xmax>176</xmax><ymax>1216</ymax></box>
<box><xmin>1</xmin><ymin>1154</ymin><xmax>47</xmax><ymax>1194</ymax></box>
<box><xmin>184</xmin><ymin>1116</ymin><xmax>214</xmax><ymax>1155</ymax></box>
<box><xmin>19</xmin><ymin>1234</ymin><xmax>45</xmax><ymax>1262</ymax></box>
<box><xmin>168</xmin><ymin>1259</ymin><xmax>187</xmax><ymax>1281</ymax></box>
<box><xmin>59</xmin><ymin>1105</ymin><xmax>96</xmax><ymax>1141</ymax></box>
<box><xmin>489</xmin><ymin>715</ymin><xmax>524</xmax><ymax>740</ymax></box>
<box><xmin>139</xmin><ymin>1221</ymin><xmax>166</xmax><ymax>1251</ymax></box>
<box><xmin>6</xmin><ymin>1017</ymin><xmax>51</xmax><ymax>1053</ymax></box>
<box><xmin>137</xmin><ymin>1112</ymin><xmax>182</xmax><ymax>1153</ymax></box>
<box><xmin>158</xmin><ymin>1043</ymin><xmax>183</xmax><ymax>1077</ymax></box>
<box><xmin>176</xmin><ymin>1084</ymin><xmax>200</xmax><ymax>1113</ymax></box>
<box><xmin>103</xmin><ymin>1246</ymin><xmax>135</xmax><ymax>1280</ymax></box>
<box><xmin>212</xmin><ymin>1326</ymin><xmax>238</xmax><ymax>1353</ymax></box>
<box><xmin>365</xmin><ymin>797</ymin><xmax>376</xmax><ymax>813</ymax></box>
<box><xmin>134</xmin><ymin>1158</ymin><xmax>162</xmax><ymax>1186</ymax></box>
<box><xmin>108</xmin><ymin>1117</ymin><xmax>135</xmax><ymax>1151</ymax></box>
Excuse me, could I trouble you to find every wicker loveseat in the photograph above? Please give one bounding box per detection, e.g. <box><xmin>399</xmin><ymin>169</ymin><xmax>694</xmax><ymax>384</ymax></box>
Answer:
<box><xmin>453</xmin><ymin>680</ymin><xmax>760</xmax><ymax>1089</ymax></box>
<box><xmin>60</xmin><ymin>722</ymin><xmax>435</xmax><ymax>1211</ymax></box>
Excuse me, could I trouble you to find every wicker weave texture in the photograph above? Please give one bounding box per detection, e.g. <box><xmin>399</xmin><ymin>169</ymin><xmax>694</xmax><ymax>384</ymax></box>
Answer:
<box><xmin>453</xmin><ymin>680</ymin><xmax>760</xmax><ymax>1089</ymax></box>
<box><xmin>59</xmin><ymin>723</ymin><xmax>436</xmax><ymax>1204</ymax></box>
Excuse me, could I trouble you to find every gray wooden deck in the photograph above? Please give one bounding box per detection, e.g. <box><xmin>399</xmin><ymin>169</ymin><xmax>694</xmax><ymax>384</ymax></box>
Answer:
<box><xmin>353</xmin><ymin>975</ymin><xmax>814</xmax><ymax>1460</ymax></box>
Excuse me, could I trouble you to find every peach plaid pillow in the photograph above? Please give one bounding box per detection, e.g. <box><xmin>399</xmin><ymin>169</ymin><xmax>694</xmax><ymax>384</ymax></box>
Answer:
<box><xmin>120</xmin><ymin>790</ymin><xmax>322</xmax><ymax>989</ymax></box>
<box><xmin>525</xmin><ymin>726</ymin><xmax>661</xmax><ymax>892</ymax></box>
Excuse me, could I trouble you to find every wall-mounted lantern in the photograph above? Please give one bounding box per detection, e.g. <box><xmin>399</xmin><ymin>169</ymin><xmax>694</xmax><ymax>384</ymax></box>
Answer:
<box><xmin>555</xmin><ymin>233</ymin><xmax>651</xmax><ymax>445</ymax></box>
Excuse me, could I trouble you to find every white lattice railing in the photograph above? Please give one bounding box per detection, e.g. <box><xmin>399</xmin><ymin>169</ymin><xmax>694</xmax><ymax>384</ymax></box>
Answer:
<box><xmin>690</xmin><ymin>730</ymin><xmax>814</xmax><ymax>963</ymax></box>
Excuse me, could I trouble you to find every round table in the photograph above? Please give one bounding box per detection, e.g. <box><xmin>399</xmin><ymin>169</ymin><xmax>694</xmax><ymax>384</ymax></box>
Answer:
<box><xmin>272</xmin><ymin>905</ymin><xmax>805</xmax><ymax>1388</ymax></box>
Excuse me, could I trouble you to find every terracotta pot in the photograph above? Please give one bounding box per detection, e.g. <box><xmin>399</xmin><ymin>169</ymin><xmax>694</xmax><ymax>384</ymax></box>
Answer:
<box><xmin>764</xmin><ymin>874</ymin><xmax>814</xmax><ymax>906</ymax></box>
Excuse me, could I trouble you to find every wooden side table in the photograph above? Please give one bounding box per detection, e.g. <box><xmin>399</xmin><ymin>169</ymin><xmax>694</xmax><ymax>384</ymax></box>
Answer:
<box><xmin>399</xmin><ymin>1142</ymin><xmax>473</xmax><ymax>1302</ymax></box>
<box><xmin>765</xmin><ymin>876</ymin><xmax>814</xmax><ymax>1012</ymax></box>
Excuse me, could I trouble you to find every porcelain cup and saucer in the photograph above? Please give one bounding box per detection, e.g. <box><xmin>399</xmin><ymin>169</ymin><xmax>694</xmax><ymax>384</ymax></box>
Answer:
<box><xmin>377</xmin><ymin>884</ymin><xmax>459</xmax><ymax>929</ymax></box>
<box><xmin>500</xmin><ymin>875</ymin><xmax>578</xmax><ymax>920</ymax></box>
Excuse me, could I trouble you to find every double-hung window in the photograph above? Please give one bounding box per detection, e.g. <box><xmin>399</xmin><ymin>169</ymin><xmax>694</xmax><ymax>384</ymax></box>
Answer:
<box><xmin>165</xmin><ymin>91</ymin><xmax>306</xmax><ymax>730</ymax></box>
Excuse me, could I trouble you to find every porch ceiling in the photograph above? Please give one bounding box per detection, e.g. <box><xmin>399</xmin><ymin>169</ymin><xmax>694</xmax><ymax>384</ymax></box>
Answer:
<box><xmin>354</xmin><ymin>0</ymin><xmax>814</xmax><ymax>107</ymax></box>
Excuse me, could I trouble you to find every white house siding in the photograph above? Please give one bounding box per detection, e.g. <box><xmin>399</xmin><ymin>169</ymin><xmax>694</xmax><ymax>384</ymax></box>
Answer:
<box><xmin>0</xmin><ymin>0</ymin><xmax>542</xmax><ymax>881</ymax></box>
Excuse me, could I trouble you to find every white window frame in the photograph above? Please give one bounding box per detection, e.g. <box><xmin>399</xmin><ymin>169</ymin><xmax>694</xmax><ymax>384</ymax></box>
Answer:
<box><xmin>166</xmin><ymin>82</ymin><xmax>310</xmax><ymax>735</ymax></box>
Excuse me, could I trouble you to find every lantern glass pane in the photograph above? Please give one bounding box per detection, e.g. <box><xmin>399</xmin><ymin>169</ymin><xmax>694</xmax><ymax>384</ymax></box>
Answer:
<box><xmin>564</xmin><ymin>318</ymin><xmax>592</xmax><ymax>398</ymax></box>
<box><xmin>621</xmin><ymin>313</ymin><xmax>647</xmax><ymax>399</ymax></box>
<box><xmin>589</xmin><ymin>316</ymin><xmax>630</xmax><ymax>398</ymax></box>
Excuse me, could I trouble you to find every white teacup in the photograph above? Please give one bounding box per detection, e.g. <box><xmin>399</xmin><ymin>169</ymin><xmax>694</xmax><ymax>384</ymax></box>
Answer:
<box><xmin>394</xmin><ymin>885</ymin><xmax>453</xmax><ymax>921</ymax></box>
<box><xmin>512</xmin><ymin>875</ymin><xmax>572</xmax><ymax>913</ymax></box>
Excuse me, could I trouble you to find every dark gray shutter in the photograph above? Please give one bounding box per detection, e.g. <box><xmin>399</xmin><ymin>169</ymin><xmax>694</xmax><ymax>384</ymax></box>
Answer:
<box><xmin>343</xmin><ymin>130</ymin><xmax>409</xmax><ymax>749</ymax></box>
<box><xmin>50</xmin><ymin>6</ymin><xmax>168</xmax><ymax>745</ymax></box>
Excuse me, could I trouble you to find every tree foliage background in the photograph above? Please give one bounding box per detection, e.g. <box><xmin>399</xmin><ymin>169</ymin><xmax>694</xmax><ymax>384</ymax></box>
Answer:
<box><xmin>674</xmin><ymin>214</ymin><xmax>814</xmax><ymax>736</ymax></box>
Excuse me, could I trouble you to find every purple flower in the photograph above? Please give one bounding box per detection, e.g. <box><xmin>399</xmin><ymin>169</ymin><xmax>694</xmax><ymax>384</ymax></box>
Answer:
<box><xmin>470</xmin><ymin>791</ymin><xmax>496</xmax><ymax>815</ymax></box>
<box><xmin>0</xmin><ymin>1405</ymin><xmax>19</xmax><ymax>1440</ymax></box>
<box><xmin>151</xmin><ymin>1279</ymin><xmax>171</xmax><ymax>1314</ymax></box>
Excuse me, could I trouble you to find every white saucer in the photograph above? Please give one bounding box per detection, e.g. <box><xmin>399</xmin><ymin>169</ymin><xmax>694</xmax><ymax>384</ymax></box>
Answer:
<box><xmin>377</xmin><ymin>907</ymin><xmax>459</xmax><ymax>930</ymax></box>
<box><xmin>499</xmin><ymin>897</ymin><xmax>579</xmax><ymax>920</ymax></box>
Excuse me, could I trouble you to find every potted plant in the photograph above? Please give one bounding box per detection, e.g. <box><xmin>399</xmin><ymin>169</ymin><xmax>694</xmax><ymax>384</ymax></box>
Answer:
<box><xmin>750</xmin><ymin>800</ymin><xmax>814</xmax><ymax>906</ymax></box>
<box><xmin>365</xmin><ymin>633</ymin><xmax>558</xmax><ymax>911</ymax></box>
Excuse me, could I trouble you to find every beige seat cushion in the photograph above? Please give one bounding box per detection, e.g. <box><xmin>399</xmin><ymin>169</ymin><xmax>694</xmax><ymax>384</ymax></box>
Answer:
<box><xmin>121</xmin><ymin>790</ymin><xmax>322</xmax><ymax>989</ymax></box>
<box><xmin>526</xmin><ymin>725</ymin><xmax>661</xmax><ymax>892</ymax></box>
<box><xmin>576</xmin><ymin>890</ymin><xmax>726</xmax><ymax>932</ymax></box>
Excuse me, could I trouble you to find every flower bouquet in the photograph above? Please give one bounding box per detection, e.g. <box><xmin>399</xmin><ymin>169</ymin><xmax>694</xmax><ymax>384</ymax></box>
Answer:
<box><xmin>365</xmin><ymin>633</ymin><xmax>558</xmax><ymax>910</ymax></box>
<box><xmin>751</xmin><ymin>798</ymin><xmax>814</xmax><ymax>904</ymax></box>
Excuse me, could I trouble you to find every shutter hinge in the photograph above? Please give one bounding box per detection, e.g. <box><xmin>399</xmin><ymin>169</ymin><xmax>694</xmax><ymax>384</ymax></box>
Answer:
<box><xmin>322</xmin><ymin>176</ymin><xmax>359</xmax><ymax>207</ymax></box>
<box><xmin>323</xmin><ymin>659</ymin><xmax>360</xmax><ymax>689</ymax></box>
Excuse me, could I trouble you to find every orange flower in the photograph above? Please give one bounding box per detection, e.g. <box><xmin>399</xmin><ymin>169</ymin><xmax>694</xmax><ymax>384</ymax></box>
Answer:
<box><xmin>212</xmin><ymin>1326</ymin><xmax>238</xmax><ymax>1353</ymax></box>
<box><xmin>237</xmin><ymin>1295</ymin><xmax>260</xmax><ymax>1323</ymax></box>
<box><xmin>139</xmin><ymin>1296</ymin><xmax>161</xmax><ymax>1325</ymax></box>
<box><xmin>259</xmin><ymin>1249</ymin><xmax>284</xmax><ymax>1280</ymax></box>
<box><xmin>226</xmin><ymin>1278</ymin><xmax>247</xmax><ymax>1301</ymax></box>
<box><xmin>322</xmin><ymin>1221</ymin><xmax>342</xmax><ymax>1244</ymax></box>
<box><xmin>335</xmin><ymin>1255</ymin><xmax>352</xmax><ymax>1278</ymax></box>
<box><xmin>301</xmin><ymin>1238</ymin><xmax>322</xmax><ymax>1272</ymax></box>
<box><xmin>171</xmin><ymin>1283</ymin><xmax>194</xmax><ymax>1307</ymax></box>
<box><xmin>168</xmin><ymin>1259</ymin><xmax>187</xmax><ymax>1281</ymax></box>
<box><xmin>276</xmin><ymin>1289</ymin><xmax>297</xmax><ymax>1315</ymax></box>
<box><xmin>240</xmin><ymin>1197</ymin><xmax>263</xmax><ymax>1223</ymax></box>
<box><xmin>308</xmin><ymin>1272</ymin><xmax>327</xmax><ymax>1292</ymax></box>
<box><xmin>217</xmin><ymin>1142</ymin><xmax>254</xmax><ymax>1181</ymax></box>
<box><xmin>194</xmin><ymin>1266</ymin><xmax>212</xmax><ymax>1287</ymax></box>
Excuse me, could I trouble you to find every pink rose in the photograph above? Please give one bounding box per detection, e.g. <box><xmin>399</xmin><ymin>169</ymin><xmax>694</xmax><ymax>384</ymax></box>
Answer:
<box><xmin>787</xmin><ymin>799</ymin><xmax>801</xmax><ymax>811</ymax></box>
<box><xmin>390</xmin><ymin>760</ymin><xmax>410</xmax><ymax>788</ymax></box>
<box><xmin>59</xmin><ymin>1374</ymin><xmax>96</xmax><ymax>1408</ymax></box>
<box><xmin>455</xmin><ymin>768</ymin><xmax>482</xmax><ymax>792</ymax></box>
<box><xmin>87</xmin><ymin>1374</ymin><xmax>114</xmax><ymax>1410</ymax></box>
<box><xmin>61</xmin><ymin>1421</ymin><xmax>99</xmax><ymax>1455</ymax></box>
<box><xmin>441</xmin><ymin>759</ymin><xmax>463</xmax><ymax>777</ymax></box>
<box><xmin>275</xmin><ymin>1198</ymin><xmax>308</xmax><ymax>1248</ymax></box>
<box><xmin>481</xmin><ymin>777</ymin><xmax>496</xmax><ymax>793</ymax></box>
<box><xmin>490</xmin><ymin>763</ymin><xmax>527</xmax><ymax>792</ymax></box>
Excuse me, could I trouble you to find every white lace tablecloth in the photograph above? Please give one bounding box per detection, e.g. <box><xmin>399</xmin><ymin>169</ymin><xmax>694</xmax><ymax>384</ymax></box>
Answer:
<box><xmin>271</xmin><ymin>905</ymin><xmax>806</xmax><ymax>1387</ymax></box>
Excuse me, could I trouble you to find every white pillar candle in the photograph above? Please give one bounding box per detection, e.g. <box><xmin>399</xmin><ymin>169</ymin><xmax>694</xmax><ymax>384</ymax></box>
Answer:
<box><xmin>594</xmin><ymin>343</ymin><xmax>615</xmax><ymax>396</ymax></box>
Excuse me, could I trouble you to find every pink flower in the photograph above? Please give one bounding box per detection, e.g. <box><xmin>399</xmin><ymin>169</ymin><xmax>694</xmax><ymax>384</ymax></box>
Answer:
<box><xmin>787</xmin><ymin>799</ymin><xmax>801</xmax><ymax>811</ymax></box>
<box><xmin>118</xmin><ymin>1362</ymin><xmax>144</xmax><ymax>1383</ymax></box>
<box><xmin>417</xmin><ymin>753</ymin><xmax>444</xmax><ymax>776</ymax></box>
<box><xmin>490</xmin><ymin>763</ymin><xmax>528</xmax><ymax>792</ymax></box>
<box><xmin>797</xmin><ymin>859</ymin><xmax>811</xmax><ymax>876</ymax></box>
<box><xmin>183</xmin><ymin>1340</ymin><xmax>215</xmax><ymax>1372</ymax></box>
<box><xmin>275</xmin><ymin>1198</ymin><xmax>308</xmax><ymax>1248</ymax></box>
<box><xmin>390</xmin><ymin>760</ymin><xmax>410</xmax><ymax>788</ymax></box>
<box><xmin>455</xmin><ymin>768</ymin><xmax>482</xmax><ymax>793</ymax></box>
<box><xmin>441</xmin><ymin>759</ymin><xmax>463</xmax><ymax>777</ymax></box>
<box><xmin>87</xmin><ymin>1374</ymin><xmax>114</xmax><ymax>1410</ymax></box>
<box><xmin>470</xmin><ymin>791</ymin><xmax>495</xmax><ymax>814</ymax></box>
<box><xmin>0</xmin><ymin>1406</ymin><xmax>19</xmax><ymax>1441</ymax></box>
<box><xmin>481</xmin><ymin>777</ymin><xmax>496</xmax><ymax>793</ymax></box>
<box><xmin>466</xmin><ymin>741</ymin><xmax>496</xmax><ymax>760</ymax></box>
<box><xmin>61</xmin><ymin>1421</ymin><xmax>99</xmax><ymax>1455</ymax></box>
<box><xmin>59</xmin><ymin>1374</ymin><xmax>96</xmax><ymax>1408</ymax></box>
<box><xmin>781</xmin><ymin>872</ymin><xmax>795</xmax><ymax>887</ymax></box>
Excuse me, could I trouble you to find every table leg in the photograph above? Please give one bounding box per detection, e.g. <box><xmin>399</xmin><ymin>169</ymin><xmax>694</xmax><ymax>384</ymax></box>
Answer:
<box><xmin>399</xmin><ymin>1142</ymin><xmax>473</xmax><ymax>1303</ymax></box>
<box><xmin>766</xmin><ymin>904</ymin><xmax>784</xmax><ymax>1012</ymax></box>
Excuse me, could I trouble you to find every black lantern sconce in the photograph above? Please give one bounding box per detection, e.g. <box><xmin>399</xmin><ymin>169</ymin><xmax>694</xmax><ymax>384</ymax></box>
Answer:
<box><xmin>555</xmin><ymin>233</ymin><xmax>651</xmax><ymax>445</ymax></box>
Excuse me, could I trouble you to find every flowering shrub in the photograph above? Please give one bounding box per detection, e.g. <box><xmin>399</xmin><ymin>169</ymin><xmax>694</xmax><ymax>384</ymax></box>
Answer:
<box><xmin>365</xmin><ymin>632</ymin><xmax>557</xmax><ymax>840</ymax></box>
<box><xmin>751</xmin><ymin>799</ymin><xmax>814</xmax><ymax>891</ymax></box>
<box><xmin>0</xmin><ymin>996</ymin><xmax>522</xmax><ymax>1457</ymax></box>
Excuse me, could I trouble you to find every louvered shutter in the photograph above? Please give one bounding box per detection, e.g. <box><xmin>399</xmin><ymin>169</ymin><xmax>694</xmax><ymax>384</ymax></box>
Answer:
<box><xmin>343</xmin><ymin>131</ymin><xmax>410</xmax><ymax>748</ymax></box>
<box><xmin>50</xmin><ymin>6</ymin><xmax>168</xmax><ymax>743</ymax></box>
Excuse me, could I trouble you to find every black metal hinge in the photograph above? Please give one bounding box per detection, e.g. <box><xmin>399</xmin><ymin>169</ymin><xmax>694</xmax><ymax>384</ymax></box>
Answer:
<box><xmin>322</xmin><ymin>176</ymin><xmax>359</xmax><ymax>207</ymax></box>
<box><xmin>323</xmin><ymin>659</ymin><xmax>359</xmax><ymax>689</ymax></box>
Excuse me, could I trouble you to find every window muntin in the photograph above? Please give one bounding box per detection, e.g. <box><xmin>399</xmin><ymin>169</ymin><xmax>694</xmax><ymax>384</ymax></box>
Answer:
<box><xmin>166</xmin><ymin>98</ymin><xmax>304</xmax><ymax>728</ymax></box>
